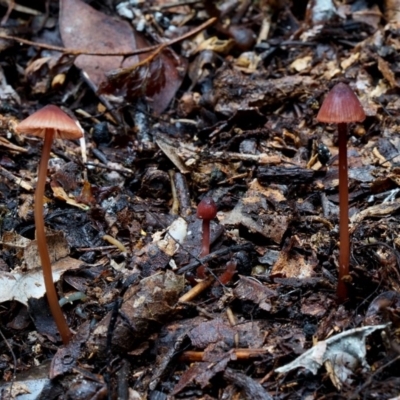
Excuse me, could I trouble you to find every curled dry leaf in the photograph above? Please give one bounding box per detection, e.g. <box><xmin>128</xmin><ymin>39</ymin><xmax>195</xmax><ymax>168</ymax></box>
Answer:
<box><xmin>100</xmin><ymin>50</ymin><xmax>166</xmax><ymax>98</ymax></box>
<box><xmin>0</xmin><ymin>257</ymin><xmax>82</xmax><ymax>305</ymax></box>
<box><xmin>275</xmin><ymin>324</ymin><xmax>388</xmax><ymax>388</ymax></box>
<box><xmin>99</xmin><ymin>47</ymin><xmax>187</xmax><ymax>115</ymax></box>
<box><xmin>233</xmin><ymin>276</ymin><xmax>277</xmax><ymax>312</ymax></box>
<box><xmin>87</xmin><ymin>270</ymin><xmax>185</xmax><ymax>356</ymax></box>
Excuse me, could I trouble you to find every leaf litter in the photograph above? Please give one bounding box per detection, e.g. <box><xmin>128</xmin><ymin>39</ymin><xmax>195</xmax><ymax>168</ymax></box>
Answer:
<box><xmin>2</xmin><ymin>0</ymin><xmax>400</xmax><ymax>399</ymax></box>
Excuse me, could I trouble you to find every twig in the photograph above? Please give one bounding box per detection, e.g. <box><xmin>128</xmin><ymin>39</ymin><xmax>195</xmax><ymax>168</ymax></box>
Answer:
<box><xmin>178</xmin><ymin>277</ymin><xmax>214</xmax><ymax>303</ymax></box>
<box><xmin>176</xmin><ymin>243</ymin><xmax>253</xmax><ymax>274</ymax></box>
<box><xmin>169</xmin><ymin>170</ymin><xmax>180</xmax><ymax>215</ymax></box>
<box><xmin>173</xmin><ymin>172</ymin><xmax>191</xmax><ymax>216</ymax></box>
<box><xmin>0</xmin><ymin>17</ymin><xmax>216</xmax><ymax>56</ymax></box>
<box><xmin>102</xmin><ymin>235</ymin><xmax>128</xmax><ymax>253</ymax></box>
<box><xmin>0</xmin><ymin>165</ymin><xmax>33</xmax><ymax>191</ymax></box>
<box><xmin>76</xmin><ymin>245</ymin><xmax>118</xmax><ymax>252</ymax></box>
<box><xmin>1</xmin><ymin>0</ymin><xmax>14</xmax><ymax>26</ymax></box>
<box><xmin>0</xmin><ymin>327</ymin><xmax>17</xmax><ymax>399</ymax></box>
<box><xmin>179</xmin><ymin>348</ymin><xmax>268</xmax><ymax>362</ymax></box>
<box><xmin>151</xmin><ymin>0</ymin><xmax>203</xmax><ymax>10</ymax></box>
<box><xmin>84</xmin><ymin>162</ymin><xmax>134</xmax><ymax>176</ymax></box>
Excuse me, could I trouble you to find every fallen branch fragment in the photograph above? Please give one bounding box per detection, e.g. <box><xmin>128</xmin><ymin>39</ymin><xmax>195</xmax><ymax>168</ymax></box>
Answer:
<box><xmin>0</xmin><ymin>165</ymin><xmax>33</xmax><ymax>191</ymax></box>
<box><xmin>180</xmin><ymin>348</ymin><xmax>269</xmax><ymax>362</ymax></box>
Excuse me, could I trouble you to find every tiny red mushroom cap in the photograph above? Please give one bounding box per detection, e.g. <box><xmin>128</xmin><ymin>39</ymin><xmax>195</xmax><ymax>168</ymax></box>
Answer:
<box><xmin>317</xmin><ymin>82</ymin><xmax>366</xmax><ymax>124</ymax></box>
<box><xmin>15</xmin><ymin>105</ymin><xmax>83</xmax><ymax>140</ymax></box>
<box><xmin>197</xmin><ymin>197</ymin><xmax>217</xmax><ymax>220</ymax></box>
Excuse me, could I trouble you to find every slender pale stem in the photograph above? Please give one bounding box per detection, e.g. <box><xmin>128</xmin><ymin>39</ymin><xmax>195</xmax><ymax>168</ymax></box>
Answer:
<box><xmin>337</xmin><ymin>122</ymin><xmax>349</xmax><ymax>302</ymax></box>
<box><xmin>35</xmin><ymin>132</ymin><xmax>72</xmax><ymax>344</ymax></box>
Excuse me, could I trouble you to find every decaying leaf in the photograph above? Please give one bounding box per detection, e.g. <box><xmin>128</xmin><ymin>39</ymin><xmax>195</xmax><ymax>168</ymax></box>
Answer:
<box><xmin>154</xmin><ymin>216</ymin><xmax>188</xmax><ymax>257</ymax></box>
<box><xmin>87</xmin><ymin>270</ymin><xmax>185</xmax><ymax>356</ymax></box>
<box><xmin>59</xmin><ymin>0</ymin><xmax>187</xmax><ymax>114</ymax></box>
<box><xmin>271</xmin><ymin>236</ymin><xmax>318</xmax><ymax>279</ymax></box>
<box><xmin>51</xmin><ymin>180</ymin><xmax>90</xmax><ymax>210</ymax></box>
<box><xmin>350</xmin><ymin>198</ymin><xmax>400</xmax><ymax>226</ymax></box>
<box><xmin>24</xmin><ymin>231</ymin><xmax>70</xmax><ymax>270</ymax></box>
<box><xmin>0</xmin><ymin>257</ymin><xmax>83</xmax><ymax>305</ymax></box>
<box><xmin>188</xmin><ymin>318</ymin><xmax>237</xmax><ymax>349</ymax></box>
<box><xmin>221</xmin><ymin>188</ymin><xmax>289</xmax><ymax>243</ymax></box>
<box><xmin>50</xmin><ymin>321</ymin><xmax>91</xmax><ymax>378</ymax></box>
<box><xmin>233</xmin><ymin>276</ymin><xmax>277</xmax><ymax>312</ymax></box>
<box><xmin>172</xmin><ymin>352</ymin><xmax>232</xmax><ymax>395</ymax></box>
<box><xmin>99</xmin><ymin>44</ymin><xmax>187</xmax><ymax>115</ymax></box>
<box><xmin>275</xmin><ymin>324</ymin><xmax>388</xmax><ymax>387</ymax></box>
<box><xmin>155</xmin><ymin>134</ymin><xmax>191</xmax><ymax>174</ymax></box>
<box><xmin>59</xmin><ymin>0</ymin><xmax>138</xmax><ymax>87</ymax></box>
<box><xmin>365</xmin><ymin>291</ymin><xmax>400</xmax><ymax>326</ymax></box>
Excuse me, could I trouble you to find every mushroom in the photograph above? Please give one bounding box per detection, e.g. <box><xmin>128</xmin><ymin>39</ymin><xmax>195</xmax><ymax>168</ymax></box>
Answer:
<box><xmin>317</xmin><ymin>82</ymin><xmax>366</xmax><ymax>301</ymax></box>
<box><xmin>196</xmin><ymin>197</ymin><xmax>217</xmax><ymax>278</ymax></box>
<box><xmin>15</xmin><ymin>105</ymin><xmax>83</xmax><ymax>344</ymax></box>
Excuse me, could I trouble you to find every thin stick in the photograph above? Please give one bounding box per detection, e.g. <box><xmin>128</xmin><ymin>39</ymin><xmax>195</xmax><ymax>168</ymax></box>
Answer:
<box><xmin>35</xmin><ymin>133</ymin><xmax>72</xmax><ymax>344</ymax></box>
<box><xmin>0</xmin><ymin>18</ymin><xmax>216</xmax><ymax>57</ymax></box>
<box><xmin>178</xmin><ymin>277</ymin><xmax>214</xmax><ymax>303</ymax></box>
<box><xmin>337</xmin><ymin>122</ymin><xmax>349</xmax><ymax>301</ymax></box>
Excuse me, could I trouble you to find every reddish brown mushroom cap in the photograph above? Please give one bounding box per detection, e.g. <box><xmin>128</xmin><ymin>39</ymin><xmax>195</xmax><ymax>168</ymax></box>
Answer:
<box><xmin>197</xmin><ymin>197</ymin><xmax>217</xmax><ymax>220</ymax></box>
<box><xmin>317</xmin><ymin>82</ymin><xmax>366</xmax><ymax>124</ymax></box>
<box><xmin>15</xmin><ymin>105</ymin><xmax>83</xmax><ymax>140</ymax></box>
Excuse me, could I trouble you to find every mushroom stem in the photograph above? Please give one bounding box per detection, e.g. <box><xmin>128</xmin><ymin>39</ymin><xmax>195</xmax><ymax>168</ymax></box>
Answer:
<box><xmin>35</xmin><ymin>131</ymin><xmax>72</xmax><ymax>344</ymax></box>
<box><xmin>197</xmin><ymin>220</ymin><xmax>210</xmax><ymax>279</ymax></box>
<box><xmin>337</xmin><ymin>122</ymin><xmax>349</xmax><ymax>302</ymax></box>
<box><xmin>200</xmin><ymin>219</ymin><xmax>210</xmax><ymax>258</ymax></box>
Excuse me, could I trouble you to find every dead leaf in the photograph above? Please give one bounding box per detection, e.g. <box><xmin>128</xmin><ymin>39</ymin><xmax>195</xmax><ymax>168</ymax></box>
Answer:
<box><xmin>221</xmin><ymin>189</ymin><xmax>289</xmax><ymax>243</ymax></box>
<box><xmin>0</xmin><ymin>257</ymin><xmax>83</xmax><ymax>305</ymax></box>
<box><xmin>271</xmin><ymin>236</ymin><xmax>317</xmax><ymax>279</ymax></box>
<box><xmin>59</xmin><ymin>0</ymin><xmax>187</xmax><ymax>114</ymax></box>
<box><xmin>275</xmin><ymin>324</ymin><xmax>388</xmax><ymax>387</ymax></box>
<box><xmin>233</xmin><ymin>276</ymin><xmax>277</xmax><ymax>312</ymax></box>
<box><xmin>51</xmin><ymin>181</ymin><xmax>90</xmax><ymax>210</ymax></box>
<box><xmin>24</xmin><ymin>231</ymin><xmax>70</xmax><ymax>270</ymax></box>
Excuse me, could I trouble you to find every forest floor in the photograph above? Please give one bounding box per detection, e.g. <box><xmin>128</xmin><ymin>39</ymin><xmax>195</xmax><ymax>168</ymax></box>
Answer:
<box><xmin>1</xmin><ymin>0</ymin><xmax>400</xmax><ymax>399</ymax></box>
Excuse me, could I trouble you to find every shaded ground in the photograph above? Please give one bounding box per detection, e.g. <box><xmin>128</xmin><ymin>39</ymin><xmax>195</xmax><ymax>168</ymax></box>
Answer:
<box><xmin>1</xmin><ymin>0</ymin><xmax>400</xmax><ymax>399</ymax></box>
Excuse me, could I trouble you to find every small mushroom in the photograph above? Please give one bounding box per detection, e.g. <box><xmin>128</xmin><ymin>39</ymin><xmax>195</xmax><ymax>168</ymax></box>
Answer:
<box><xmin>317</xmin><ymin>83</ymin><xmax>366</xmax><ymax>302</ymax></box>
<box><xmin>15</xmin><ymin>105</ymin><xmax>83</xmax><ymax>344</ymax></box>
<box><xmin>196</xmin><ymin>197</ymin><xmax>217</xmax><ymax>278</ymax></box>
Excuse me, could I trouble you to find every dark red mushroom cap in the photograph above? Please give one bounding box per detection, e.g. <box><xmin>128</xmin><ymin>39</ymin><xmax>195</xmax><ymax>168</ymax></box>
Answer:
<box><xmin>15</xmin><ymin>105</ymin><xmax>83</xmax><ymax>140</ymax></box>
<box><xmin>317</xmin><ymin>82</ymin><xmax>366</xmax><ymax>124</ymax></box>
<box><xmin>197</xmin><ymin>197</ymin><xmax>217</xmax><ymax>220</ymax></box>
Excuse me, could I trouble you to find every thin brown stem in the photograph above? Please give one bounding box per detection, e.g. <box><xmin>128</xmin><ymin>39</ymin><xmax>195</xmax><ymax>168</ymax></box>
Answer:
<box><xmin>337</xmin><ymin>122</ymin><xmax>349</xmax><ymax>302</ymax></box>
<box><xmin>200</xmin><ymin>220</ymin><xmax>210</xmax><ymax>258</ymax></box>
<box><xmin>197</xmin><ymin>220</ymin><xmax>210</xmax><ymax>278</ymax></box>
<box><xmin>35</xmin><ymin>132</ymin><xmax>72</xmax><ymax>344</ymax></box>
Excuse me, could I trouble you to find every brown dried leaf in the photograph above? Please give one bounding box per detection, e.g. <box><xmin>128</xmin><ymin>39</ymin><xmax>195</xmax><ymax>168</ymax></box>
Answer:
<box><xmin>221</xmin><ymin>189</ymin><xmax>289</xmax><ymax>243</ymax></box>
<box><xmin>188</xmin><ymin>318</ymin><xmax>236</xmax><ymax>349</ymax></box>
<box><xmin>24</xmin><ymin>231</ymin><xmax>70</xmax><ymax>270</ymax></box>
<box><xmin>50</xmin><ymin>321</ymin><xmax>91</xmax><ymax>378</ymax></box>
<box><xmin>100</xmin><ymin>47</ymin><xmax>187</xmax><ymax>115</ymax></box>
<box><xmin>233</xmin><ymin>276</ymin><xmax>277</xmax><ymax>311</ymax></box>
<box><xmin>59</xmin><ymin>0</ymin><xmax>138</xmax><ymax>87</ymax></box>
<box><xmin>59</xmin><ymin>0</ymin><xmax>187</xmax><ymax>114</ymax></box>
<box><xmin>87</xmin><ymin>271</ymin><xmax>185</xmax><ymax>355</ymax></box>
<box><xmin>100</xmin><ymin>51</ymin><xmax>166</xmax><ymax>98</ymax></box>
<box><xmin>172</xmin><ymin>353</ymin><xmax>232</xmax><ymax>395</ymax></box>
<box><xmin>271</xmin><ymin>236</ymin><xmax>317</xmax><ymax>279</ymax></box>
